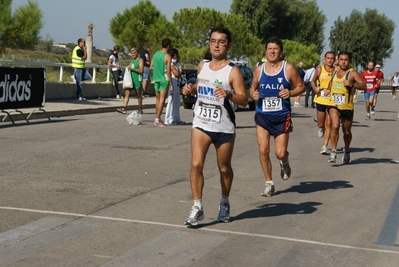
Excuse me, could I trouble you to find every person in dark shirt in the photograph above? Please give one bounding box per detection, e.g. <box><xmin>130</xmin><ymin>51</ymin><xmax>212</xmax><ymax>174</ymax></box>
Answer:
<box><xmin>140</xmin><ymin>45</ymin><xmax>151</xmax><ymax>97</ymax></box>
<box><xmin>294</xmin><ymin>61</ymin><xmax>305</xmax><ymax>107</ymax></box>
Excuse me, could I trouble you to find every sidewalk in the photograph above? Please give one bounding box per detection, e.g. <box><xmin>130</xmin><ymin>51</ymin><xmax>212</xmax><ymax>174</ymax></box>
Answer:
<box><xmin>0</xmin><ymin>96</ymin><xmax>157</xmax><ymax>123</ymax></box>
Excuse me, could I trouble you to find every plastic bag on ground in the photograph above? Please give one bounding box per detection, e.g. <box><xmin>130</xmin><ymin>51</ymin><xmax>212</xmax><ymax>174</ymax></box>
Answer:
<box><xmin>126</xmin><ymin>111</ymin><xmax>143</xmax><ymax>125</ymax></box>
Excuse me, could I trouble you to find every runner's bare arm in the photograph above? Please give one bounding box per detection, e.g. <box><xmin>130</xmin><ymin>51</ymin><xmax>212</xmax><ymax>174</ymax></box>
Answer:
<box><xmin>347</xmin><ymin>71</ymin><xmax>366</xmax><ymax>90</ymax></box>
<box><xmin>250</xmin><ymin>65</ymin><xmax>261</xmax><ymax>101</ymax></box>
<box><xmin>226</xmin><ymin>65</ymin><xmax>248</xmax><ymax>107</ymax></box>
<box><xmin>283</xmin><ymin>62</ymin><xmax>305</xmax><ymax>98</ymax></box>
<box><xmin>310</xmin><ymin>66</ymin><xmax>322</xmax><ymax>93</ymax></box>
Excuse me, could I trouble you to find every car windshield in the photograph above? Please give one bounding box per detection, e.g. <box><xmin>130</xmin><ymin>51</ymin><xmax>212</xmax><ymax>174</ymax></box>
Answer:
<box><xmin>240</xmin><ymin>66</ymin><xmax>253</xmax><ymax>81</ymax></box>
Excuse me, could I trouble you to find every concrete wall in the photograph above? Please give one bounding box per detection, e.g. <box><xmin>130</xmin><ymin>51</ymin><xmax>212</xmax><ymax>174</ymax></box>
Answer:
<box><xmin>46</xmin><ymin>81</ymin><xmax>155</xmax><ymax>99</ymax></box>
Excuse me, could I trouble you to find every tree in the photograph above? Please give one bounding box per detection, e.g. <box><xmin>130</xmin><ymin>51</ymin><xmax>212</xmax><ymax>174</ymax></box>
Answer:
<box><xmin>172</xmin><ymin>7</ymin><xmax>226</xmax><ymax>65</ymax></box>
<box><xmin>231</xmin><ymin>0</ymin><xmax>326</xmax><ymax>54</ymax></box>
<box><xmin>282</xmin><ymin>40</ymin><xmax>320</xmax><ymax>68</ymax></box>
<box><xmin>0</xmin><ymin>0</ymin><xmax>13</xmax><ymax>51</ymax></box>
<box><xmin>329</xmin><ymin>9</ymin><xmax>395</xmax><ymax>69</ymax></box>
<box><xmin>172</xmin><ymin>7</ymin><xmax>262</xmax><ymax>65</ymax></box>
<box><xmin>223</xmin><ymin>13</ymin><xmax>263</xmax><ymax>62</ymax></box>
<box><xmin>1</xmin><ymin>0</ymin><xmax>43</xmax><ymax>50</ymax></box>
<box><xmin>109</xmin><ymin>0</ymin><xmax>179</xmax><ymax>52</ymax></box>
<box><xmin>36</xmin><ymin>34</ymin><xmax>54</xmax><ymax>52</ymax></box>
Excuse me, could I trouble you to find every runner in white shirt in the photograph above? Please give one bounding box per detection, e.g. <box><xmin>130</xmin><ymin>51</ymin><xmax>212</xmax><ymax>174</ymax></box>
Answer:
<box><xmin>182</xmin><ymin>27</ymin><xmax>248</xmax><ymax>226</ymax></box>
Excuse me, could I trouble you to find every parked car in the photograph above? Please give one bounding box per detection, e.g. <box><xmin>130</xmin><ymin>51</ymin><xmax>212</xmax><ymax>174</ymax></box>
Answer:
<box><xmin>181</xmin><ymin>64</ymin><xmax>255</xmax><ymax>110</ymax></box>
<box><xmin>180</xmin><ymin>69</ymin><xmax>197</xmax><ymax>109</ymax></box>
<box><xmin>237</xmin><ymin>63</ymin><xmax>255</xmax><ymax>111</ymax></box>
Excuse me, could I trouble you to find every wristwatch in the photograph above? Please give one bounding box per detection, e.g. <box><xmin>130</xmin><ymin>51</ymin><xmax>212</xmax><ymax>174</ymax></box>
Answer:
<box><xmin>226</xmin><ymin>90</ymin><xmax>232</xmax><ymax>99</ymax></box>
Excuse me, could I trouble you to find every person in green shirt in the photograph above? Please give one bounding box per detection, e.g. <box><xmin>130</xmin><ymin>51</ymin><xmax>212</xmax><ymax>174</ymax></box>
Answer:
<box><xmin>117</xmin><ymin>47</ymin><xmax>143</xmax><ymax>114</ymax></box>
<box><xmin>150</xmin><ymin>38</ymin><xmax>173</xmax><ymax>127</ymax></box>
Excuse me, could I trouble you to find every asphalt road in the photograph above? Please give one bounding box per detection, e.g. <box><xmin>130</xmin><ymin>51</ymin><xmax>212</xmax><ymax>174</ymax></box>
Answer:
<box><xmin>1</xmin><ymin>94</ymin><xmax>399</xmax><ymax>266</ymax></box>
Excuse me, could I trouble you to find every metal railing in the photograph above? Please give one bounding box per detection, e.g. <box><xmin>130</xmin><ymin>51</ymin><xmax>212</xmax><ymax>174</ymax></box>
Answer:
<box><xmin>0</xmin><ymin>59</ymin><xmax>112</xmax><ymax>83</ymax></box>
<box><xmin>0</xmin><ymin>59</ymin><xmax>394</xmax><ymax>88</ymax></box>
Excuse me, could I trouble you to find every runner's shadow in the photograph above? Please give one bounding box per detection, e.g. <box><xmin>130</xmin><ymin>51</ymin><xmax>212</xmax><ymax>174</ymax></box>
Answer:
<box><xmin>236</xmin><ymin>125</ymin><xmax>256</xmax><ymax>129</ymax></box>
<box><xmin>348</xmin><ymin>157</ymin><xmax>398</xmax><ymax>165</ymax></box>
<box><xmin>375</xmin><ymin>110</ymin><xmax>396</xmax><ymax>113</ymax></box>
<box><xmin>373</xmin><ymin>119</ymin><xmax>397</xmax><ymax>122</ymax></box>
<box><xmin>231</xmin><ymin>201</ymin><xmax>322</xmax><ymax>221</ymax></box>
<box><xmin>291</xmin><ymin>113</ymin><xmax>312</xmax><ymax>118</ymax></box>
<box><xmin>276</xmin><ymin>180</ymin><xmax>353</xmax><ymax>195</ymax></box>
<box><xmin>352</xmin><ymin>123</ymin><xmax>370</xmax><ymax>128</ymax></box>
<box><xmin>348</xmin><ymin>147</ymin><xmax>375</xmax><ymax>153</ymax></box>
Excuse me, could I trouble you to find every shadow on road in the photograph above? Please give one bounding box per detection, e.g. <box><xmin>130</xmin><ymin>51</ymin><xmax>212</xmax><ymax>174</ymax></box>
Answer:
<box><xmin>348</xmin><ymin>157</ymin><xmax>398</xmax><ymax>165</ymax></box>
<box><xmin>231</xmin><ymin>201</ymin><xmax>323</xmax><ymax>221</ymax></box>
<box><xmin>276</xmin><ymin>180</ymin><xmax>354</xmax><ymax>195</ymax></box>
<box><xmin>0</xmin><ymin>119</ymin><xmax>76</xmax><ymax>129</ymax></box>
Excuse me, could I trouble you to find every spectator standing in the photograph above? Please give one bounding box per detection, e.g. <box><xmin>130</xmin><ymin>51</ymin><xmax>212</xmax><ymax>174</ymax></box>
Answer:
<box><xmin>108</xmin><ymin>45</ymin><xmax>122</xmax><ymax>99</ymax></box>
<box><xmin>294</xmin><ymin>61</ymin><xmax>305</xmax><ymax>107</ymax></box>
<box><xmin>304</xmin><ymin>62</ymin><xmax>317</xmax><ymax>108</ymax></box>
<box><xmin>140</xmin><ymin>45</ymin><xmax>151</xmax><ymax>97</ymax></box>
<box><xmin>117</xmin><ymin>47</ymin><xmax>143</xmax><ymax>114</ymax></box>
<box><xmin>250</xmin><ymin>37</ymin><xmax>305</xmax><ymax>197</ymax></box>
<box><xmin>71</xmin><ymin>38</ymin><xmax>91</xmax><ymax>101</ymax></box>
<box><xmin>182</xmin><ymin>27</ymin><xmax>248</xmax><ymax>226</ymax></box>
<box><xmin>165</xmin><ymin>48</ymin><xmax>185</xmax><ymax>125</ymax></box>
<box><xmin>150</xmin><ymin>38</ymin><xmax>173</xmax><ymax>127</ymax></box>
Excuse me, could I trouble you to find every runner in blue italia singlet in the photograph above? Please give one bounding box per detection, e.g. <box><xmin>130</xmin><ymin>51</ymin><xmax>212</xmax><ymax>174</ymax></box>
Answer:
<box><xmin>256</xmin><ymin>61</ymin><xmax>292</xmax><ymax>116</ymax></box>
<box><xmin>250</xmin><ymin>37</ymin><xmax>305</xmax><ymax>198</ymax></box>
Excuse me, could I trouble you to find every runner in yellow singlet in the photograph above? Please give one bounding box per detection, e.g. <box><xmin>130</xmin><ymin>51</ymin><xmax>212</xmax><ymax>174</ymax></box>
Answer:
<box><xmin>311</xmin><ymin>51</ymin><xmax>335</xmax><ymax>155</ymax></box>
<box><xmin>324</xmin><ymin>51</ymin><xmax>366</xmax><ymax>164</ymax></box>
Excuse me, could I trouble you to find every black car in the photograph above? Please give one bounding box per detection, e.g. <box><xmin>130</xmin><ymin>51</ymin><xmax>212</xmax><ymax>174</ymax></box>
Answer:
<box><xmin>181</xmin><ymin>65</ymin><xmax>255</xmax><ymax>110</ymax></box>
<box><xmin>236</xmin><ymin>64</ymin><xmax>255</xmax><ymax>111</ymax></box>
<box><xmin>180</xmin><ymin>69</ymin><xmax>197</xmax><ymax>109</ymax></box>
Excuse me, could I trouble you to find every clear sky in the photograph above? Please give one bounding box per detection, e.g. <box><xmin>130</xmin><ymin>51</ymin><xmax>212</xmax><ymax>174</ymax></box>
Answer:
<box><xmin>11</xmin><ymin>0</ymin><xmax>399</xmax><ymax>75</ymax></box>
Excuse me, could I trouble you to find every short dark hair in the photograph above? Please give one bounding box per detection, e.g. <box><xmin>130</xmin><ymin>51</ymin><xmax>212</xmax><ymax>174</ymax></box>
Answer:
<box><xmin>209</xmin><ymin>26</ymin><xmax>232</xmax><ymax>44</ymax></box>
<box><xmin>77</xmin><ymin>38</ymin><xmax>85</xmax><ymax>44</ymax></box>
<box><xmin>161</xmin><ymin>38</ymin><xmax>171</xmax><ymax>48</ymax></box>
<box><xmin>338</xmin><ymin>51</ymin><xmax>351</xmax><ymax>61</ymax></box>
<box><xmin>325</xmin><ymin>51</ymin><xmax>335</xmax><ymax>57</ymax></box>
<box><xmin>265</xmin><ymin>37</ymin><xmax>283</xmax><ymax>52</ymax></box>
<box><xmin>113</xmin><ymin>45</ymin><xmax>120</xmax><ymax>51</ymax></box>
<box><xmin>168</xmin><ymin>48</ymin><xmax>178</xmax><ymax>58</ymax></box>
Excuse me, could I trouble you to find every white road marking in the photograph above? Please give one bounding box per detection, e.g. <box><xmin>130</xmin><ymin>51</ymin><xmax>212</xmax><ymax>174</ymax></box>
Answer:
<box><xmin>1</xmin><ymin>206</ymin><xmax>399</xmax><ymax>255</ymax></box>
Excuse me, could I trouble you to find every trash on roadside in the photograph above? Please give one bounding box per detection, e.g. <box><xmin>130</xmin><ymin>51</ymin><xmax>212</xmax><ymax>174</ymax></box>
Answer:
<box><xmin>126</xmin><ymin>111</ymin><xmax>143</xmax><ymax>125</ymax></box>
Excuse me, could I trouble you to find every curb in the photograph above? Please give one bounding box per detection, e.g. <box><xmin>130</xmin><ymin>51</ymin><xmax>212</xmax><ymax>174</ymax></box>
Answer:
<box><xmin>1</xmin><ymin>103</ymin><xmax>157</xmax><ymax>123</ymax></box>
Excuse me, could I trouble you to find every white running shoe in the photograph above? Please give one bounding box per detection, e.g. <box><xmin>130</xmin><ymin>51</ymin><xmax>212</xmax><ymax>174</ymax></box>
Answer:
<box><xmin>184</xmin><ymin>206</ymin><xmax>204</xmax><ymax>226</ymax></box>
<box><xmin>261</xmin><ymin>182</ymin><xmax>275</xmax><ymax>197</ymax></box>
<box><xmin>320</xmin><ymin>145</ymin><xmax>329</xmax><ymax>155</ymax></box>
<box><xmin>318</xmin><ymin>128</ymin><xmax>324</xmax><ymax>138</ymax></box>
<box><xmin>328</xmin><ymin>151</ymin><xmax>337</xmax><ymax>163</ymax></box>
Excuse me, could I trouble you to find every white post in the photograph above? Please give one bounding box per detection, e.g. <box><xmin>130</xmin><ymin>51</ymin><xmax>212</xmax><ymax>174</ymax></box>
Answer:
<box><xmin>59</xmin><ymin>66</ymin><xmax>64</xmax><ymax>82</ymax></box>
